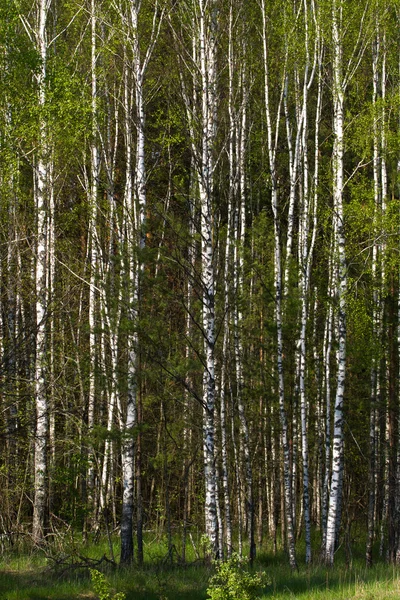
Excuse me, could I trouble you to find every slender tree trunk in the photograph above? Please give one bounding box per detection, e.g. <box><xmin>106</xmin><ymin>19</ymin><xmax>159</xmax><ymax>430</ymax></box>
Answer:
<box><xmin>395</xmin><ymin>248</ymin><xmax>400</xmax><ymax>563</ymax></box>
<box><xmin>220</xmin><ymin>187</ymin><xmax>233</xmax><ymax>558</ymax></box>
<box><xmin>261</xmin><ymin>0</ymin><xmax>296</xmax><ymax>569</ymax></box>
<box><xmin>367</xmin><ymin>33</ymin><xmax>381</xmax><ymax>567</ymax></box>
<box><xmin>120</xmin><ymin>0</ymin><xmax>151</xmax><ymax>564</ymax></box>
<box><xmin>120</xmin><ymin>47</ymin><xmax>136</xmax><ymax>566</ymax></box>
<box><xmin>321</xmin><ymin>260</ymin><xmax>334</xmax><ymax>550</ymax></box>
<box><xmin>296</xmin><ymin>0</ymin><xmax>319</xmax><ymax>561</ymax></box>
<box><xmin>86</xmin><ymin>0</ymin><xmax>100</xmax><ymax>532</ymax></box>
<box><xmin>198</xmin><ymin>0</ymin><xmax>218</xmax><ymax>558</ymax></box>
<box><xmin>324</xmin><ymin>0</ymin><xmax>347</xmax><ymax>564</ymax></box>
<box><xmin>234</xmin><ymin>66</ymin><xmax>255</xmax><ymax>564</ymax></box>
<box><xmin>33</xmin><ymin>0</ymin><xmax>51</xmax><ymax>545</ymax></box>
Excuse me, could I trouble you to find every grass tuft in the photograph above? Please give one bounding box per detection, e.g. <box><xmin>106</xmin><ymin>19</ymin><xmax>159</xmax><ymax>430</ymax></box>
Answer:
<box><xmin>0</xmin><ymin>535</ymin><xmax>400</xmax><ymax>599</ymax></box>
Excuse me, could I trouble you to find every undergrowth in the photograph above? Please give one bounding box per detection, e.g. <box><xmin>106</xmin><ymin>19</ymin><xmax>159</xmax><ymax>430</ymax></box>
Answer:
<box><xmin>0</xmin><ymin>533</ymin><xmax>399</xmax><ymax>599</ymax></box>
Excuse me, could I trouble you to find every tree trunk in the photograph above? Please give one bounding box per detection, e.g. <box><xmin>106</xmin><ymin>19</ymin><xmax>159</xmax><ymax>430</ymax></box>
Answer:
<box><xmin>198</xmin><ymin>0</ymin><xmax>218</xmax><ymax>558</ymax></box>
<box><xmin>33</xmin><ymin>0</ymin><xmax>51</xmax><ymax>545</ymax></box>
<box><xmin>324</xmin><ymin>0</ymin><xmax>347</xmax><ymax>564</ymax></box>
<box><xmin>261</xmin><ymin>0</ymin><xmax>297</xmax><ymax>569</ymax></box>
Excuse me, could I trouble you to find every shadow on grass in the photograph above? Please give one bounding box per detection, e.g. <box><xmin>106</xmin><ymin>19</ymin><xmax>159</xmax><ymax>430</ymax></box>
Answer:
<box><xmin>257</xmin><ymin>544</ymin><xmax>400</xmax><ymax>598</ymax></box>
<box><xmin>120</xmin><ymin>563</ymin><xmax>210</xmax><ymax>600</ymax></box>
<box><xmin>1</xmin><ymin>544</ymin><xmax>399</xmax><ymax>600</ymax></box>
<box><xmin>0</xmin><ymin>564</ymin><xmax>210</xmax><ymax>600</ymax></box>
<box><xmin>0</xmin><ymin>568</ymin><xmax>93</xmax><ymax>600</ymax></box>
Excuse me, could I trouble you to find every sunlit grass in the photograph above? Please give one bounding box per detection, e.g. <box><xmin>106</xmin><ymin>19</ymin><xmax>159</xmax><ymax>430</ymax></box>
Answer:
<box><xmin>0</xmin><ymin>532</ymin><xmax>400</xmax><ymax>599</ymax></box>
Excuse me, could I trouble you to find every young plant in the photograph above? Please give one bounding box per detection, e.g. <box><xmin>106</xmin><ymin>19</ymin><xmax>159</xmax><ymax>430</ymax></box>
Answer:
<box><xmin>206</xmin><ymin>553</ymin><xmax>268</xmax><ymax>600</ymax></box>
<box><xmin>90</xmin><ymin>569</ymin><xmax>126</xmax><ymax>600</ymax></box>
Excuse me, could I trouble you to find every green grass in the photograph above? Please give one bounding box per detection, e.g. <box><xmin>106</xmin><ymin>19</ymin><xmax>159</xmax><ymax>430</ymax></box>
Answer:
<box><xmin>263</xmin><ymin>561</ymin><xmax>400</xmax><ymax>599</ymax></box>
<box><xmin>0</xmin><ymin>535</ymin><xmax>400</xmax><ymax>600</ymax></box>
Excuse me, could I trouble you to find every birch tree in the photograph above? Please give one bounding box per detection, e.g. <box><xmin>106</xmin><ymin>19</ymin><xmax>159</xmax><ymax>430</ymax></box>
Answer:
<box><xmin>87</xmin><ymin>0</ymin><xmax>100</xmax><ymax>527</ymax></box>
<box><xmin>198</xmin><ymin>0</ymin><xmax>218</xmax><ymax>557</ymax></box>
<box><xmin>117</xmin><ymin>0</ymin><xmax>163</xmax><ymax>565</ymax></box>
<box><xmin>324</xmin><ymin>0</ymin><xmax>371</xmax><ymax>564</ymax></box>
<box><xmin>296</xmin><ymin>0</ymin><xmax>321</xmax><ymax>563</ymax></box>
<box><xmin>29</xmin><ymin>0</ymin><xmax>52</xmax><ymax>545</ymax></box>
<box><xmin>261</xmin><ymin>0</ymin><xmax>297</xmax><ymax>570</ymax></box>
<box><xmin>323</xmin><ymin>0</ymin><xmax>347</xmax><ymax>564</ymax></box>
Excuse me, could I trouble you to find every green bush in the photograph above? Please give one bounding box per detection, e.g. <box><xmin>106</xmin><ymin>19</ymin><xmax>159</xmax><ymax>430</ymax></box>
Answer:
<box><xmin>90</xmin><ymin>569</ymin><xmax>126</xmax><ymax>600</ymax></box>
<box><xmin>206</xmin><ymin>553</ymin><xmax>268</xmax><ymax>600</ymax></box>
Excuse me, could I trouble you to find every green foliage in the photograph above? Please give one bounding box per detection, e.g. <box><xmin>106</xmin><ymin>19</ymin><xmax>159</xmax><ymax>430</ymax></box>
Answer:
<box><xmin>90</xmin><ymin>569</ymin><xmax>126</xmax><ymax>600</ymax></box>
<box><xmin>2</xmin><ymin>538</ymin><xmax>400</xmax><ymax>599</ymax></box>
<box><xmin>206</xmin><ymin>554</ymin><xmax>268</xmax><ymax>600</ymax></box>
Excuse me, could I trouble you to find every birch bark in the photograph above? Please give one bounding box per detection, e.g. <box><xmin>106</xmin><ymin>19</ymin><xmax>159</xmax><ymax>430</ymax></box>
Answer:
<box><xmin>232</xmin><ymin>56</ymin><xmax>255</xmax><ymax>563</ymax></box>
<box><xmin>120</xmin><ymin>39</ymin><xmax>137</xmax><ymax>565</ymax></box>
<box><xmin>32</xmin><ymin>0</ymin><xmax>51</xmax><ymax>545</ymax></box>
<box><xmin>324</xmin><ymin>0</ymin><xmax>347</xmax><ymax>564</ymax></box>
<box><xmin>261</xmin><ymin>0</ymin><xmax>297</xmax><ymax>569</ymax></box>
<box><xmin>321</xmin><ymin>259</ymin><xmax>334</xmax><ymax>550</ymax></box>
<box><xmin>118</xmin><ymin>0</ymin><xmax>163</xmax><ymax>564</ymax></box>
<box><xmin>366</xmin><ymin>32</ymin><xmax>382</xmax><ymax>567</ymax></box>
<box><xmin>295</xmin><ymin>0</ymin><xmax>320</xmax><ymax>562</ymax></box>
<box><xmin>87</xmin><ymin>0</ymin><xmax>100</xmax><ymax>527</ymax></box>
<box><xmin>198</xmin><ymin>0</ymin><xmax>218</xmax><ymax>556</ymax></box>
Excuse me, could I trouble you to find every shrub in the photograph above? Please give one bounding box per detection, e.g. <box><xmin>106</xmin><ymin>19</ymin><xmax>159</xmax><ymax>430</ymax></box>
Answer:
<box><xmin>90</xmin><ymin>569</ymin><xmax>126</xmax><ymax>600</ymax></box>
<box><xmin>206</xmin><ymin>553</ymin><xmax>268</xmax><ymax>600</ymax></box>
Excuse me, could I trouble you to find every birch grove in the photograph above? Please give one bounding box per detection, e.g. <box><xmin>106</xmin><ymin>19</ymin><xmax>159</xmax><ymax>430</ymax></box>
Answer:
<box><xmin>2</xmin><ymin>0</ymin><xmax>400</xmax><ymax>569</ymax></box>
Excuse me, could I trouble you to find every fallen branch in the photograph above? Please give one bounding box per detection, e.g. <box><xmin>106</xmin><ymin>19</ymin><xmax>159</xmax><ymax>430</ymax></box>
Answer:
<box><xmin>44</xmin><ymin>550</ymin><xmax>117</xmax><ymax>578</ymax></box>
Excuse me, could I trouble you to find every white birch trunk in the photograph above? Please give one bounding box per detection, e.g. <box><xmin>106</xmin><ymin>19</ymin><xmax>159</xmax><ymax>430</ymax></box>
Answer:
<box><xmin>268</xmin><ymin>402</ymin><xmax>278</xmax><ymax>553</ymax></box>
<box><xmin>297</xmin><ymin>1</ymin><xmax>320</xmax><ymax>562</ymax></box>
<box><xmin>119</xmin><ymin>0</ymin><xmax>162</xmax><ymax>563</ymax></box>
<box><xmin>182</xmin><ymin>158</ymin><xmax>196</xmax><ymax>562</ymax></box>
<box><xmin>321</xmin><ymin>260</ymin><xmax>334</xmax><ymax>550</ymax></box>
<box><xmin>115</xmin><ymin>0</ymin><xmax>143</xmax><ymax>564</ymax></box>
<box><xmin>395</xmin><ymin>48</ymin><xmax>400</xmax><ymax>565</ymax></box>
<box><xmin>367</xmin><ymin>33</ymin><xmax>381</xmax><ymax>566</ymax></box>
<box><xmin>220</xmin><ymin>129</ymin><xmax>233</xmax><ymax>557</ymax></box>
<box><xmin>47</xmin><ymin>157</ymin><xmax>55</xmax><ymax>478</ymax></box>
<box><xmin>380</xmin><ymin>400</ymin><xmax>390</xmax><ymax>557</ymax></box>
<box><xmin>283</xmin><ymin>74</ymin><xmax>302</xmax><ymax>294</ymax></box>
<box><xmin>234</xmin><ymin>66</ymin><xmax>255</xmax><ymax>563</ymax></box>
<box><xmin>120</xmin><ymin>40</ymin><xmax>136</xmax><ymax>564</ymax></box>
<box><xmin>325</xmin><ymin>0</ymin><xmax>347</xmax><ymax>564</ymax></box>
<box><xmin>6</xmin><ymin>181</ymin><xmax>18</xmax><ymax>475</ymax></box>
<box><xmin>87</xmin><ymin>0</ymin><xmax>100</xmax><ymax>525</ymax></box>
<box><xmin>32</xmin><ymin>0</ymin><xmax>51</xmax><ymax>545</ymax></box>
<box><xmin>261</xmin><ymin>0</ymin><xmax>297</xmax><ymax>569</ymax></box>
<box><xmin>133</xmin><ymin>6</ymin><xmax>146</xmax><ymax>565</ymax></box>
<box><xmin>231</xmin><ymin>386</ymin><xmax>243</xmax><ymax>556</ymax></box>
<box><xmin>197</xmin><ymin>0</ymin><xmax>218</xmax><ymax>557</ymax></box>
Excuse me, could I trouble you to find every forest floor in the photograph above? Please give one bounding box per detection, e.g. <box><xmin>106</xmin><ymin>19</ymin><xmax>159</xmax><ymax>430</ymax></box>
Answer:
<box><xmin>0</xmin><ymin>534</ymin><xmax>399</xmax><ymax>599</ymax></box>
